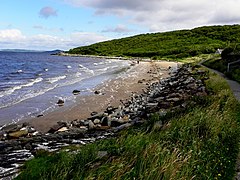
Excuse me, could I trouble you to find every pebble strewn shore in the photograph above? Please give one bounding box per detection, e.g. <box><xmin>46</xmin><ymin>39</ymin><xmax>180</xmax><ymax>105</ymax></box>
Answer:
<box><xmin>0</xmin><ymin>64</ymin><xmax>208</xmax><ymax>178</ymax></box>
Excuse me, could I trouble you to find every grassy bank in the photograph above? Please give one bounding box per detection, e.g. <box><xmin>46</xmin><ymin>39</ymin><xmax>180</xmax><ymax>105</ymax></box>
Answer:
<box><xmin>203</xmin><ymin>55</ymin><xmax>240</xmax><ymax>83</ymax></box>
<box><xmin>16</xmin><ymin>68</ymin><xmax>240</xmax><ymax>180</ymax></box>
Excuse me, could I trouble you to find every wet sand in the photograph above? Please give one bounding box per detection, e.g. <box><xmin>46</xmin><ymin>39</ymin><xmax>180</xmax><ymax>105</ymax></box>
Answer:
<box><xmin>27</xmin><ymin>61</ymin><xmax>178</xmax><ymax>132</ymax></box>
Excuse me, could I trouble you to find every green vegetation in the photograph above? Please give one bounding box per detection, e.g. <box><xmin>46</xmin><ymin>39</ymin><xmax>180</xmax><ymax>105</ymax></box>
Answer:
<box><xmin>16</xmin><ymin>68</ymin><xmax>240</xmax><ymax>180</ymax></box>
<box><xmin>203</xmin><ymin>52</ymin><xmax>240</xmax><ymax>83</ymax></box>
<box><xmin>68</xmin><ymin>24</ymin><xmax>240</xmax><ymax>59</ymax></box>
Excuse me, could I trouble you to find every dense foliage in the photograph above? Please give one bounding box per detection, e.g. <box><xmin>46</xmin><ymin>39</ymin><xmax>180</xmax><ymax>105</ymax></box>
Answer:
<box><xmin>203</xmin><ymin>47</ymin><xmax>240</xmax><ymax>83</ymax></box>
<box><xmin>17</xmin><ymin>67</ymin><xmax>240</xmax><ymax>180</ymax></box>
<box><xmin>68</xmin><ymin>24</ymin><xmax>240</xmax><ymax>59</ymax></box>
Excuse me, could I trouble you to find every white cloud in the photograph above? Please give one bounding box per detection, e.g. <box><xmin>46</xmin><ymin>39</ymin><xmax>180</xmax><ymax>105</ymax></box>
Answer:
<box><xmin>0</xmin><ymin>29</ymin><xmax>26</xmax><ymax>42</ymax></box>
<box><xmin>60</xmin><ymin>0</ymin><xmax>240</xmax><ymax>32</ymax></box>
<box><xmin>69</xmin><ymin>32</ymin><xmax>110</xmax><ymax>46</ymax></box>
<box><xmin>33</xmin><ymin>25</ymin><xmax>64</xmax><ymax>32</ymax></box>
<box><xmin>0</xmin><ymin>29</ymin><xmax>110</xmax><ymax>50</ymax></box>
<box><xmin>102</xmin><ymin>24</ymin><xmax>132</xmax><ymax>33</ymax></box>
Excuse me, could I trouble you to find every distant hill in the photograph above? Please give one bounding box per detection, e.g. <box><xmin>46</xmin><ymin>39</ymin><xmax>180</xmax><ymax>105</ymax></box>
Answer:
<box><xmin>67</xmin><ymin>24</ymin><xmax>240</xmax><ymax>59</ymax></box>
<box><xmin>0</xmin><ymin>49</ymin><xmax>42</xmax><ymax>53</ymax></box>
<box><xmin>0</xmin><ymin>49</ymin><xmax>63</xmax><ymax>54</ymax></box>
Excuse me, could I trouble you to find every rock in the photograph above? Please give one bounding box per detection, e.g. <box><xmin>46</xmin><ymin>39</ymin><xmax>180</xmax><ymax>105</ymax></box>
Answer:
<box><xmin>146</xmin><ymin>103</ymin><xmax>158</xmax><ymax>108</ymax></box>
<box><xmin>0</xmin><ymin>131</ymin><xmax>7</xmax><ymax>140</ymax></box>
<box><xmin>101</xmin><ymin>116</ymin><xmax>109</xmax><ymax>126</ymax></box>
<box><xmin>57</xmin><ymin>127</ymin><xmax>69</xmax><ymax>132</ymax></box>
<box><xmin>79</xmin><ymin>126</ymin><xmax>88</xmax><ymax>131</ymax></box>
<box><xmin>113</xmin><ymin>123</ymin><xmax>132</xmax><ymax>132</ymax></box>
<box><xmin>93</xmin><ymin>119</ymin><xmax>101</xmax><ymax>124</ymax></box>
<box><xmin>167</xmin><ymin>97</ymin><xmax>180</xmax><ymax>102</ymax></box>
<box><xmin>48</xmin><ymin>123</ymin><xmax>65</xmax><ymax>133</ymax></box>
<box><xmin>122</xmin><ymin>115</ymin><xmax>130</xmax><ymax>121</ymax></box>
<box><xmin>32</xmin><ymin>131</ymin><xmax>40</xmax><ymax>136</ymax></box>
<box><xmin>106</xmin><ymin>106</ymin><xmax>116</xmax><ymax>114</ymax></box>
<box><xmin>57</xmin><ymin>121</ymin><xmax>71</xmax><ymax>127</ymax></box>
<box><xmin>88</xmin><ymin>112</ymin><xmax>104</xmax><ymax>120</ymax></box>
<box><xmin>28</xmin><ymin>127</ymin><xmax>36</xmax><ymax>133</ymax></box>
<box><xmin>110</xmin><ymin>119</ymin><xmax>122</xmax><ymax>127</ymax></box>
<box><xmin>8</xmin><ymin>130</ymin><xmax>28</xmax><ymax>138</ymax></box>
<box><xmin>90</xmin><ymin>111</ymin><xmax>98</xmax><ymax>116</ymax></box>
<box><xmin>157</xmin><ymin>101</ymin><xmax>171</xmax><ymax>109</ymax></box>
<box><xmin>69</xmin><ymin>128</ymin><xmax>87</xmax><ymax>135</ymax></box>
<box><xmin>37</xmin><ymin>114</ymin><xmax>44</xmax><ymax>117</ymax></box>
<box><xmin>24</xmin><ymin>143</ymin><xmax>33</xmax><ymax>150</ymax></box>
<box><xmin>94</xmin><ymin>90</ymin><xmax>101</xmax><ymax>95</ymax></box>
<box><xmin>72</xmin><ymin>90</ymin><xmax>80</xmax><ymax>95</ymax></box>
<box><xmin>57</xmin><ymin>99</ymin><xmax>64</xmax><ymax>106</ymax></box>
<box><xmin>88</xmin><ymin>120</ymin><xmax>95</xmax><ymax>130</ymax></box>
<box><xmin>96</xmin><ymin>126</ymin><xmax>110</xmax><ymax>130</ymax></box>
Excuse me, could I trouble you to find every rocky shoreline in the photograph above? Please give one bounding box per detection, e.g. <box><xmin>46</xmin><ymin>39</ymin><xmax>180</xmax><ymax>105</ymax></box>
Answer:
<box><xmin>0</xmin><ymin>64</ymin><xmax>208</xmax><ymax>179</ymax></box>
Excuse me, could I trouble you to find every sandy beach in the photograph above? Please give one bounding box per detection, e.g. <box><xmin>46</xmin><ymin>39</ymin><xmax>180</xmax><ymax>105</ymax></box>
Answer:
<box><xmin>27</xmin><ymin>61</ymin><xmax>178</xmax><ymax>132</ymax></box>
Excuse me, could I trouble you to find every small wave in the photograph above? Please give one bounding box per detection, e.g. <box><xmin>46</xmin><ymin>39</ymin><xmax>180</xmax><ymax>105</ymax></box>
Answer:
<box><xmin>79</xmin><ymin>65</ymin><xmax>94</xmax><ymax>75</ymax></box>
<box><xmin>66</xmin><ymin>65</ymin><xmax>72</xmax><ymax>69</ymax></box>
<box><xmin>0</xmin><ymin>77</ymin><xmax>43</xmax><ymax>98</ymax></box>
<box><xmin>46</xmin><ymin>75</ymin><xmax>66</xmax><ymax>84</ymax></box>
<box><xmin>44</xmin><ymin>68</ymin><xmax>48</xmax><ymax>72</ymax></box>
<box><xmin>78</xmin><ymin>64</ymin><xmax>84</xmax><ymax>68</ymax></box>
<box><xmin>96</xmin><ymin>67</ymin><xmax>110</xmax><ymax>72</ymax></box>
<box><xmin>0</xmin><ymin>85</ymin><xmax>58</xmax><ymax>109</ymax></box>
<box><xmin>75</xmin><ymin>72</ymin><xmax>82</xmax><ymax>77</ymax></box>
<box><xmin>10</xmin><ymin>70</ymin><xmax>23</xmax><ymax>75</ymax></box>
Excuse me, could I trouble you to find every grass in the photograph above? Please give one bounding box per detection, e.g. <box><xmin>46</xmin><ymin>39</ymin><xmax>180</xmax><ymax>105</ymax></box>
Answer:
<box><xmin>203</xmin><ymin>54</ymin><xmax>240</xmax><ymax>83</ymax></box>
<box><xmin>16</xmin><ymin>68</ymin><xmax>240</xmax><ymax>180</ymax></box>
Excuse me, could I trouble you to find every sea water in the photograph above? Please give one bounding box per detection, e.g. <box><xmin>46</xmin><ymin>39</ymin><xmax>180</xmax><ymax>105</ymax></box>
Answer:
<box><xmin>0</xmin><ymin>51</ymin><xmax>130</xmax><ymax>125</ymax></box>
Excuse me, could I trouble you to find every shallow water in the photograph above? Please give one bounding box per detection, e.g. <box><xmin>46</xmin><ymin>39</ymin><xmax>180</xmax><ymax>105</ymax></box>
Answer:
<box><xmin>0</xmin><ymin>52</ymin><xmax>130</xmax><ymax>125</ymax></box>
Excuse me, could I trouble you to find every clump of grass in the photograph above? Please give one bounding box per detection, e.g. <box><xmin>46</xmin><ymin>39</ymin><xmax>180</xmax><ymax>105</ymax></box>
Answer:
<box><xmin>16</xmin><ymin>69</ymin><xmax>240</xmax><ymax>180</ymax></box>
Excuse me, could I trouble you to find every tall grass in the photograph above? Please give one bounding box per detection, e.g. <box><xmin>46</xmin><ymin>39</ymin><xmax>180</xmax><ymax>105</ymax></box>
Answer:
<box><xmin>16</xmin><ymin>70</ymin><xmax>240</xmax><ymax>180</ymax></box>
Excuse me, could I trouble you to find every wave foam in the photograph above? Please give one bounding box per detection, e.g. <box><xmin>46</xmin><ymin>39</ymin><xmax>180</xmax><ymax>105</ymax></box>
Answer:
<box><xmin>0</xmin><ymin>77</ymin><xmax>43</xmax><ymax>98</ymax></box>
<box><xmin>46</xmin><ymin>75</ymin><xmax>66</xmax><ymax>84</ymax></box>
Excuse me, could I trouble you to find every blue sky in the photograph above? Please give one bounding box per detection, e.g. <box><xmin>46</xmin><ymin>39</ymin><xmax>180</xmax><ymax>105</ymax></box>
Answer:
<box><xmin>0</xmin><ymin>0</ymin><xmax>240</xmax><ymax>50</ymax></box>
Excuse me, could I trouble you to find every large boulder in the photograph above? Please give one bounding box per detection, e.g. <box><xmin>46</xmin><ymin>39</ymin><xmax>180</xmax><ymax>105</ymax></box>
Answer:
<box><xmin>8</xmin><ymin>130</ymin><xmax>28</xmax><ymax>138</ymax></box>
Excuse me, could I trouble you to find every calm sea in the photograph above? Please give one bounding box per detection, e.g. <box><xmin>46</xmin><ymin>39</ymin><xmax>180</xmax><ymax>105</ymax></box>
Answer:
<box><xmin>0</xmin><ymin>51</ymin><xmax>130</xmax><ymax>126</ymax></box>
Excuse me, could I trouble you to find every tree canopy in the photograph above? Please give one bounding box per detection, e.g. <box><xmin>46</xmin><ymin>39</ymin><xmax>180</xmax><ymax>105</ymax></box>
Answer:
<box><xmin>68</xmin><ymin>24</ymin><xmax>240</xmax><ymax>59</ymax></box>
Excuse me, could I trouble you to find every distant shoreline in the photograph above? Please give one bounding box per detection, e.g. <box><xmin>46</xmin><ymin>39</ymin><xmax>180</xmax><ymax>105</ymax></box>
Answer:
<box><xmin>57</xmin><ymin>52</ymin><xmax>153</xmax><ymax>62</ymax></box>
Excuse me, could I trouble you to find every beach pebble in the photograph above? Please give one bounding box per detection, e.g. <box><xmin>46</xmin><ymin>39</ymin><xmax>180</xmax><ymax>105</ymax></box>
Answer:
<box><xmin>72</xmin><ymin>90</ymin><xmax>80</xmax><ymax>95</ymax></box>
<box><xmin>94</xmin><ymin>90</ymin><xmax>101</xmax><ymax>95</ymax></box>
<box><xmin>57</xmin><ymin>99</ymin><xmax>64</xmax><ymax>106</ymax></box>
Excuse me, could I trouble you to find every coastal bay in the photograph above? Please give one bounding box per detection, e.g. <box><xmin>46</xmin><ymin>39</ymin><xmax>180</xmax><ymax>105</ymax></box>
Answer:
<box><xmin>27</xmin><ymin>60</ymin><xmax>179</xmax><ymax>132</ymax></box>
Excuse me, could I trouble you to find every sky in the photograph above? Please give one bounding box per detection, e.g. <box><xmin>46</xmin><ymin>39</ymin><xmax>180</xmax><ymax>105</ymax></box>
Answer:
<box><xmin>0</xmin><ymin>0</ymin><xmax>240</xmax><ymax>51</ymax></box>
